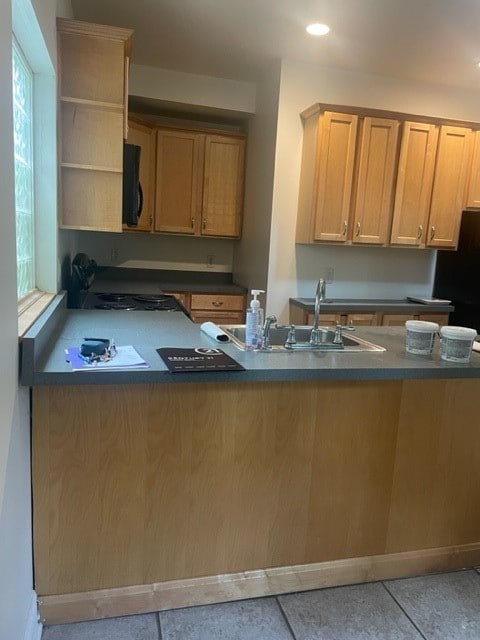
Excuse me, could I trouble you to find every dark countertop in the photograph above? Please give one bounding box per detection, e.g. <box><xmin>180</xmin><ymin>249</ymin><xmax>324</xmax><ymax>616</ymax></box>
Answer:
<box><xmin>21</xmin><ymin>294</ymin><xmax>480</xmax><ymax>386</ymax></box>
<box><xmin>90</xmin><ymin>267</ymin><xmax>247</xmax><ymax>295</ymax></box>
<box><xmin>290</xmin><ymin>297</ymin><xmax>454</xmax><ymax>313</ymax></box>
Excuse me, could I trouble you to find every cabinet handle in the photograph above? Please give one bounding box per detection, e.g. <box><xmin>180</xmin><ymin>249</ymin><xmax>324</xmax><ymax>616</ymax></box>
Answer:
<box><xmin>356</xmin><ymin>222</ymin><xmax>361</xmax><ymax>236</ymax></box>
<box><xmin>430</xmin><ymin>226</ymin><xmax>436</xmax><ymax>240</ymax></box>
<box><xmin>417</xmin><ymin>225</ymin><xmax>423</xmax><ymax>240</ymax></box>
<box><xmin>343</xmin><ymin>221</ymin><xmax>348</xmax><ymax>236</ymax></box>
<box><xmin>212</xmin><ymin>301</ymin><xmax>223</xmax><ymax>307</ymax></box>
<box><xmin>202</xmin><ymin>218</ymin><xmax>207</xmax><ymax>230</ymax></box>
<box><xmin>191</xmin><ymin>218</ymin><xmax>195</xmax><ymax>228</ymax></box>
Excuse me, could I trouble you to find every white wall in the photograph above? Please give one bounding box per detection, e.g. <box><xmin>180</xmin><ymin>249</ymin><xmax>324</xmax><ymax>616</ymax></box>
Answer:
<box><xmin>0</xmin><ymin>2</ymin><xmax>70</xmax><ymax>639</ymax></box>
<box><xmin>232</xmin><ymin>61</ymin><xmax>281</xmax><ymax>295</ymax></box>
<box><xmin>265</xmin><ymin>60</ymin><xmax>480</xmax><ymax>321</ymax></box>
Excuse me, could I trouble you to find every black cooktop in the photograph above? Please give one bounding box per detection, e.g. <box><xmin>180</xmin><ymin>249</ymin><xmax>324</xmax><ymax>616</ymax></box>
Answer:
<box><xmin>82</xmin><ymin>292</ymin><xmax>187</xmax><ymax>313</ymax></box>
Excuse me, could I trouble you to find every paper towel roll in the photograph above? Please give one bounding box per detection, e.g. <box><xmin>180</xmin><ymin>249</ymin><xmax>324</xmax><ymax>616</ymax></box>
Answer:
<box><xmin>200</xmin><ymin>321</ymin><xmax>231</xmax><ymax>343</ymax></box>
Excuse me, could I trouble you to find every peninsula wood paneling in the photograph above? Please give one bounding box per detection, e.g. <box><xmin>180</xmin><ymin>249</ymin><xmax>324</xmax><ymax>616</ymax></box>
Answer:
<box><xmin>386</xmin><ymin>379</ymin><xmax>480</xmax><ymax>552</ymax></box>
<box><xmin>32</xmin><ymin>378</ymin><xmax>480</xmax><ymax>599</ymax></box>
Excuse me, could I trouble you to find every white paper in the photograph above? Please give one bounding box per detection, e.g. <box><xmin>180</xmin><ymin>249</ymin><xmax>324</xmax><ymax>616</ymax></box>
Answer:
<box><xmin>200</xmin><ymin>321</ymin><xmax>231</xmax><ymax>343</ymax></box>
<box><xmin>65</xmin><ymin>345</ymin><xmax>149</xmax><ymax>371</ymax></box>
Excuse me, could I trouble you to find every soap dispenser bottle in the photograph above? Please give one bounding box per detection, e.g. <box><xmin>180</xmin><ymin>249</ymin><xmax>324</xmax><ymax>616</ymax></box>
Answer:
<box><xmin>245</xmin><ymin>289</ymin><xmax>265</xmax><ymax>350</ymax></box>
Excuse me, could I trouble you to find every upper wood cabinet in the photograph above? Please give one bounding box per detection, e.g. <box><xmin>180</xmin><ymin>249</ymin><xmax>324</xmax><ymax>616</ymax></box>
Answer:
<box><xmin>466</xmin><ymin>130</ymin><xmax>480</xmax><ymax>209</ymax></box>
<box><xmin>351</xmin><ymin>117</ymin><xmax>400</xmax><ymax>245</ymax></box>
<box><xmin>57</xmin><ymin>19</ymin><xmax>133</xmax><ymax>232</ymax></box>
<box><xmin>154</xmin><ymin>128</ymin><xmax>246</xmax><ymax>238</ymax></box>
<box><xmin>125</xmin><ymin>117</ymin><xmax>156</xmax><ymax>232</ymax></box>
<box><xmin>296</xmin><ymin>109</ymin><xmax>399</xmax><ymax>246</ymax></box>
<box><xmin>297</xmin><ymin>103</ymin><xmax>480</xmax><ymax>250</ymax></box>
<box><xmin>390</xmin><ymin>122</ymin><xmax>439</xmax><ymax>247</ymax></box>
<box><xmin>427</xmin><ymin>125</ymin><xmax>472</xmax><ymax>248</ymax></box>
<box><xmin>296</xmin><ymin>110</ymin><xmax>358</xmax><ymax>243</ymax></box>
<box><xmin>390</xmin><ymin>123</ymin><xmax>472</xmax><ymax>248</ymax></box>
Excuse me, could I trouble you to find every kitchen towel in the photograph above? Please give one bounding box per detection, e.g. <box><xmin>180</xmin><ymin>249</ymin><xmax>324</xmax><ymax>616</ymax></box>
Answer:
<box><xmin>200</xmin><ymin>321</ymin><xmax>230</xmax><ymax>343</ymax></box>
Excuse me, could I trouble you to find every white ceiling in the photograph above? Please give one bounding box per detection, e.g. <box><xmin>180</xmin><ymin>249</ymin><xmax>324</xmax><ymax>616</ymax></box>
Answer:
<box><xmin>71</xmin><ymin>0</ymin><xmax>480</xmax><ymax>90</ymax></box>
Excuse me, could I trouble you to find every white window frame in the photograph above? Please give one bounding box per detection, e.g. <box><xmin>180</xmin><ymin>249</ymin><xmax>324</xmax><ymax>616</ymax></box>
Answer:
<box><xmin>13</xmin><ymin>0</ymin><xmax>58</xmax><ymax>335</ymax></box>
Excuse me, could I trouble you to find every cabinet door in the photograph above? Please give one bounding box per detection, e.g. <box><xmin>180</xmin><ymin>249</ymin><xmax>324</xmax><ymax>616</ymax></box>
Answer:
<box><xmin>190</xmin><ymin>293</ymin><xmax>246</xmax><ymax>324</ymax></box>
<box><xmin>154</xmin><ymin>130</ymin><xmax>204</xmax><ymax>234</ymax></box>
<box><xmin>381</xmin><ymin>313</ymin><xmax>415</xmax><ymax>326</ymax></box>
<box><xmin>390</xmin><ymin>122</ymin><xmax>439</xmax><ymax>246</ymax></box>
<box><xmin>416</xmin><ymin>313</ymin><xmax>449</xmax><ymax>326</ymax></box>
<box><xmin>125</xmin><ymin>119</ymin><xmax>156</xmax><ymax>232</ymax></box>
<box><xmin>352</xmin><ymin>117</ymin><xmax>399</xmax><ymax>245</ymax></box>
<box><xmin>427</xmin><ymin>125</ymin><xmax>472</xmax><ymax>248</ymax></box>
<box><xmin>202</xmin><ymin>135</ymin><xmax>245</xmax><ymax>238</ymax></box>
<box><xmin>57</xmin><ymin>21</ymin><xmax>132</xmax><ymax>232</ymax></box>
<box><xmin>313</xmin><ymin>112</ymin><xmax>358</xmax><ymax>242</ymax></box>
<box><xmin>305</xmin><ymin>312</ymin><xmax>345</xmax><ymax>326</ymax></box>
<box><xmin>466</xmin><ymin>130</ymin><xmax>480</xmax><ymax>209</ymax></box>
<box><xmin>345</xmin><ymin>313</ymin><xmax>378</xmax><ymax>326</ymax></box>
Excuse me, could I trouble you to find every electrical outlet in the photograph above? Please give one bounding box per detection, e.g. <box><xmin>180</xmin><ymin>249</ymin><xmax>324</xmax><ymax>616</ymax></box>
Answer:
<box><xmin>206</xmin><ymin>254</ymin><xmax>215</xmax><ymax>268</ymax></box>
<box><xmin>326</xmin><ymin>266</ymin><xmax>334</xmax><ymax>283</ymax></box>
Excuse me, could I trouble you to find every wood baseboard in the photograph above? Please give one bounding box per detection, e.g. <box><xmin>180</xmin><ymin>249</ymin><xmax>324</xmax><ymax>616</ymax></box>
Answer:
<box><xmin>38</xmin><ymin>542</ymin><xmax>480</xmax><ymax>625</ymax></box>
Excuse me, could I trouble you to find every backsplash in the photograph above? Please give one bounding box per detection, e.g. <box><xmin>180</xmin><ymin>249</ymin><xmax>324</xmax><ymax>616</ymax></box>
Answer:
<box><xmin>72</xmin><ymin>230</ymin><xmax>235</xmax><ymax>273</ymax></box>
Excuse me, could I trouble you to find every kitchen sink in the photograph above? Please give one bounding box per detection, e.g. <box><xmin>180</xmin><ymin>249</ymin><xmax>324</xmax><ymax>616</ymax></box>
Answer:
<box><xmin>219</xmin><ymin>325</ymin><xmax>386</xmax><ymax>352</ymax></box>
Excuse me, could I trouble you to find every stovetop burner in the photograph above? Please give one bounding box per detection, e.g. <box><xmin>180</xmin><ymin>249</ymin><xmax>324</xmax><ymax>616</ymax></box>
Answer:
<box><xmin>81</xmin><ymin>291</ymin><xmax>188</xmax><ymax>315</ymax></box>
<box><xmin>97</xmin><ymin>293</ymin><xmax>130</xmax><ymax>303</ymax></box>
<box><xmin>133</xmin><ymin>294</ymin><xmax>171</xmax><ymax>303</ymax></box>
<box><xmin>94</xmin><ymin>302</ymin><xmax>138</xmax><ymax>311</ymax></box>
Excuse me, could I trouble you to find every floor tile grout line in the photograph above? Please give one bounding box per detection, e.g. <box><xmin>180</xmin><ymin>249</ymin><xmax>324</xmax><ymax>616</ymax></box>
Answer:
<box><xmin>380</xmin><ymin>581</ymin><xmax>428</xmax><ymax>640</ymax></box>
<box><xmin>156</xmin><ymin>610</ymin><xmax>163</xmax><ymax>640</ymax></box>
<box><xmin>274</xmin><ymin>595</ymin><xmax>298</xmax><ymax>640</ymax></box>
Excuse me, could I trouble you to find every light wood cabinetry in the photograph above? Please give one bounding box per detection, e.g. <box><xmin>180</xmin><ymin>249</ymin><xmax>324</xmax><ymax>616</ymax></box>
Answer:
<box><xmin>289</xmin><ymin>304</ymin><xmax>449</xmax><ymax>327</ymax></box>
<box><xmin>297</xmin><ymin>104</ymin><xmax>480</xmax><ymax>250</ymax></box>
<box><xmin>352</xmin><ymin>117</ymin><xmax>400</xmax><ymax>245</ymax></box>
<box><xmin>154</xmin><ymin>128</ymin><xmax>246</xmax><ymax>238</ymax></box>
<box><xmin>296</xmin><ymin>110</ymin><xmax>358</xmax><ymax>243</ymax></box>
<box><xmin>190</xmin><ymin>293</ymin><xmax>245</xmax><ymax>324</ymax></box>
<box><xmin>427</xmin><ymin>125</ymin><xmax>472</xmax><ymax>248</ymax></box>
<box><xmin>466</xmin><ymin>130</ymin><xmax>480</xmax><ymax>208</ymax></box>
<box><xmin>57</xmin><ymin>19</ymin><xmax>133</xmax><ymax>232</ymax></box>
<box><xmin>124</xmin><ymin>118</ymin><xmax>156</xmax><ymax>232</ymax></box>
<box><xmin>32</xmin><ymin>378</ymin><xmax>480</xmax><ymax>622</ymax></box>
<box><xmin>391</xmin><ymin>123</ymin><xmax>472</xmax><ymax>248</ymax></box>
<box><xmin>390</xmin><ymin>122</ymin><xmax>438</xmax><ymax>246</ymax></box>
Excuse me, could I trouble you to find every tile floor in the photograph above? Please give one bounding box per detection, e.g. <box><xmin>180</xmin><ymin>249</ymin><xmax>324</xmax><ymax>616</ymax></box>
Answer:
<box><xmin>41</xmin><ymin>567</ymin><xmax>480</xmax><ymax>640</ymax></box>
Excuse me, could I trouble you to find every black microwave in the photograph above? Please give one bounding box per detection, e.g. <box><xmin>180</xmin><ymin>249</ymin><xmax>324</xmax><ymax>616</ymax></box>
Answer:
<box><xmin>122</xmin><ymin>142</ymin><xmax>143</xmax><ymax>226</ymax></box>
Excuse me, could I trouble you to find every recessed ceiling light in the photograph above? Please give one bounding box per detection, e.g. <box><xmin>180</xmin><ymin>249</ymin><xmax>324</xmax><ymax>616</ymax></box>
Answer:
<box><xmin>306</xmin><ymin>23</ymin><xmax>330</xmax><ymax>36</ymax></box>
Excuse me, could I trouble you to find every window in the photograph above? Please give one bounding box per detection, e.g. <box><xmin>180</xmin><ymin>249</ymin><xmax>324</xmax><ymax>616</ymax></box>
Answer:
<box><xmin>12</xmin><ymin>0</ymin><xmax>58</xmax><ymax>336</ymax></box>
<box><xmin>12</xmin><ymin>39</ymin><xmax>35</xmax><ymax>300</ymax></box>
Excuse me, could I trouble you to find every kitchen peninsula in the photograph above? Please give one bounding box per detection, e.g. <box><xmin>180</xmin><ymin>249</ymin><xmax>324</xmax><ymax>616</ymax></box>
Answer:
<box><xmin>23</xmin><ymin>296</ymin><xmax>480</xmax><ymax>624</ymax></box>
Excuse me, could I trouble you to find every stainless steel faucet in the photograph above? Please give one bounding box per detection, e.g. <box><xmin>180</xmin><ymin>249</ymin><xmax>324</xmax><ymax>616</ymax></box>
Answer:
<box><xmin>261</xmin><ymin>315</ymin><xmax>277</xmax><ymax>349</ymax></box>
<box><xmin>310</xmin><ymin>278</ymin><xmax>326</xmax><ymax>345</ymax></box>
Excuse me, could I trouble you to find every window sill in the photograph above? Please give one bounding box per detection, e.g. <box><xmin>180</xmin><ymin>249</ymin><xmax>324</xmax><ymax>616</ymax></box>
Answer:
<box><xmin>18</xmin><ymin>290</ymin><xmax>56</xmax><ymax>339</ymax></box>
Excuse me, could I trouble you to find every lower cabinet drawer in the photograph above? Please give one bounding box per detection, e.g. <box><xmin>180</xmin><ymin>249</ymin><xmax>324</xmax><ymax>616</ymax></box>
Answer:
<box><xmin>190</xmin><ymin>294</ymin><xmax>245</xmax><ymax>312</ymax></box>
<box><xmin>190</xmin><ymin>310</ymin><xmax>245</xmax><ymax>324</ymax></box>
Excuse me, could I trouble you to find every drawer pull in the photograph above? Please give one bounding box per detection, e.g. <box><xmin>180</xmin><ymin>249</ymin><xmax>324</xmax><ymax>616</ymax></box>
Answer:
<box><xmin>417</xmin><ymin>224</ymin><xmax>423</xmax><ymax>240</ymax></box>
<box><xmin>191</xmin><ymin>217</ymin><xmax>195</xmax><ymax>228</ymax></box>
<box><xmin>430</xmin><ymin>226</ymin><xmax>436</xmax><ymax>240</ymax></box>
<box><xmin>212</xmin><ymin>301</ymin><xmax>224</xmax><ymax>307</ymax></box>
<box><xmin>356</xmin><ymin>222</ymin><xmax>361</xmax><ymax>236</ymax></box>
<box><xmin>343</xmin><ymin>221</ymin><xmax>348</xmax><ymax>235</ymax></box>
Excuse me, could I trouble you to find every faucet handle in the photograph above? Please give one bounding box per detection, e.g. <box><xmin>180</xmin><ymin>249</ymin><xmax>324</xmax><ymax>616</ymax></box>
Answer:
<box><xmin>332</xmin><ymin>324</ymin><xmax>344</xmax><ymax>345</ymax></box>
